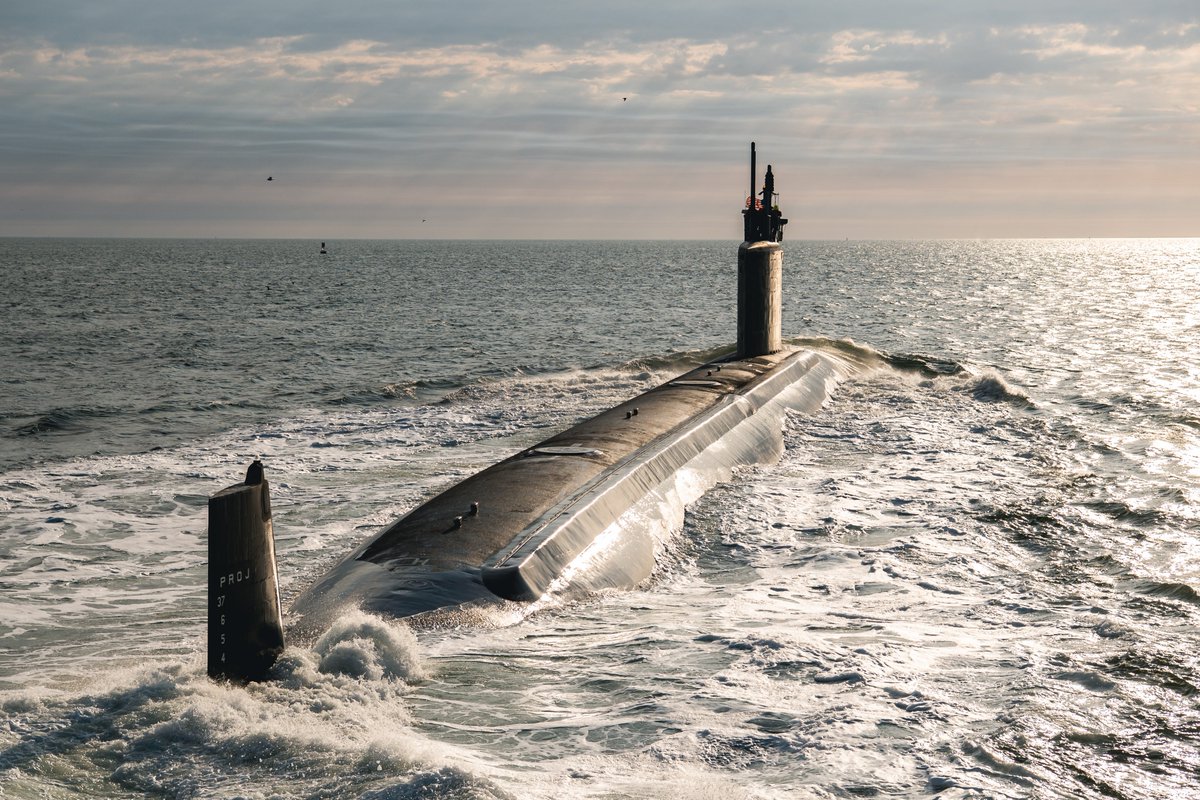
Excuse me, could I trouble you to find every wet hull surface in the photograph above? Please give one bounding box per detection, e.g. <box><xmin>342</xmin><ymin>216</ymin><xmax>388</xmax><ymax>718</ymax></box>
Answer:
<box><xmin>288</xmin><ymin>348</ymin><xmax>841</xmax><ymax>635</ymax></box>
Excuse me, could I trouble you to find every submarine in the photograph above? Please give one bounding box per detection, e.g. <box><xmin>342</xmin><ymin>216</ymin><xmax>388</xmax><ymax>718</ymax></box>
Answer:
<box><xmin>207</xmin><ymin>144</ymin><xmax>845</xmax><ymax>681</ymax></box>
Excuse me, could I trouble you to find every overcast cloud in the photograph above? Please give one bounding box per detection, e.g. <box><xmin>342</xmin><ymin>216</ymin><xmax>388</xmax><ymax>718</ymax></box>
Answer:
<box><xmin>2</xmin><ymin>1</ymin><xmax>1197</xmax><ymax>238</ymax></box>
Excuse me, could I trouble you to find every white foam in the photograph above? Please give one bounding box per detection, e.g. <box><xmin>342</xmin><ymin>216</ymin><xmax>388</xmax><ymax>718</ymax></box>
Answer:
<box><xmin>310</xmin><ymin>610</ymin><xmax>426</xmax><ymax>682</ymax></box>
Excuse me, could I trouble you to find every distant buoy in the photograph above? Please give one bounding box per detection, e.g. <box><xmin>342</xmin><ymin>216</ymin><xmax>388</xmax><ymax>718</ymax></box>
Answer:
<box><xmin>320</xmin><ymin>241</ymin><xmax>327</xmax><ymax>254</ymax></box>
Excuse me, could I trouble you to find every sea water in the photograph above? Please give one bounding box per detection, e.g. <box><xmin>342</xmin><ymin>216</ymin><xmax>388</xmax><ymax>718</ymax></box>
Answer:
<box><xmin>1</xmin><ymin>238</ymin><xmax>1198</xmax><ymax>798</ymax></box>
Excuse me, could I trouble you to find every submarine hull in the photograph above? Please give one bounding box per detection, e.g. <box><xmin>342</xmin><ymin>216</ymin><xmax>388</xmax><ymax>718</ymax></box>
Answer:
<box><xmin>287</xmin><ymin>348</ymin><xmax>842</xmax><ymax>635</ymax></box>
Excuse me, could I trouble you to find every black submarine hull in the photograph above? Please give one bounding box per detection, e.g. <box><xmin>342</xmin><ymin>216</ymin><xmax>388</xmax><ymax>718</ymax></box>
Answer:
<box><xmin>286</xmin><ymin>348</ymin><xmax>842</xmax><ymax>635</ymax></box>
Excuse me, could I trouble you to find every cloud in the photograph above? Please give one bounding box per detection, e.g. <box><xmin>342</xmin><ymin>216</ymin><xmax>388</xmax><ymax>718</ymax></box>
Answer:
<box><xmin>1</xmin><ymin>3</ymin><xmax>1198</xmax><ymax>237</ymax></box>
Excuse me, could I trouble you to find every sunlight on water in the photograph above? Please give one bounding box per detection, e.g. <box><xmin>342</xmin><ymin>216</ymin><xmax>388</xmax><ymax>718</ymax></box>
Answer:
<box><xmin>2</xmin><ymin>239</ymin><xmax>1199</xmax><ymax>798</ymax></box>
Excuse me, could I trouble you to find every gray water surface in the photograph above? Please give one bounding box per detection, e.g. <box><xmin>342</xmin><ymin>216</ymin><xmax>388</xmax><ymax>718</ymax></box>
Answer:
<box><xmin>1</xmin><ymin>238</ymin><xmax>1197</xmax><ymax>798</ymax></box>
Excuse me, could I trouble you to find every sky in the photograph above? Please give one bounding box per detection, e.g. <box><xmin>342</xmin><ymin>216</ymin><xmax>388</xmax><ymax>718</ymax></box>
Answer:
<box><xmin>1</xmin><ymin>1</ymin><xmax>1198</xmax><ymax>239</ymax></box>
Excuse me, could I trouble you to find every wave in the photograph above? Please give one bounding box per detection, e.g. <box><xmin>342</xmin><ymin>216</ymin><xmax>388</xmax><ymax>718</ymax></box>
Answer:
<box><xmin>785</xmin><ymin>336</ymin><xmax>889</xmax><ymax>374</ymax></box>
<box><xmin>326</xmin><ymin>355</ymin><xmax>680</xmax><ymax>409</ymax></box>
<box><xmin>963</xmin><ymin>371</ymin><xmax>1034</xmax><ymax>407</ymax></box>
<box><xmin>321</xmin><ymin>340</ymin><xmax>978</xmax><ymax>417</ymax></box>
<box><xmin>11</xmin><ymin>406</ymin><xmax>123</xmax><ymax>436</ymax></box>
<box><xmin>1134</xmin><ymin>578</ymin><xmax>1200</xmax><ymax>606</ymax></box>
<box><xmin>794</xmin><ymin>337</ymin><xmax>1034</xmax><ymax>409</ymax></box>
<box><xmin>785</xmin><ymin>336</ymin><xmax>1034</xmax><ymax>410</ymax></box>
<box><xmin>0</xmin><ymin>627</ymin><xmax>508</xmax><ymax>800</ymax></box>
<box><xmin>404</xmin><ymin>350</ymin><xmax>733</xmax><ymax>412</ymax></box>
<box><xmin>786</xmin><ymin>336</ymin><xmax>968</xmax><ymax>378</ymax></box>
<box><xmin>11</xmin><ymin>398</ymin><xmax>278</xmax><ymax>439</ymax></box>
<box><xmin>1079</xmin><ymin>500</ymin><xmax>1167</xmax><ymax>527</ymax></box>
<box><xmin>1104</xmin><ymin>646</ymin><xmax>1199</xmax><ymax>697</ymax></box>
<box><xmin>1172</xmin><ymin>411</ymin><xmax>1200</xmax><ymax>431</ymax></box>
<box><xmin>884</xmin><ymin>352</ymin><xmax>967</xmax><ymax>377</ymax></box>
<box><xmin>139</xmin><ymin>398</ymin><xmax>273</xmax><ymax>415</ymax></box>
<box><xmin>308</xmin><ymin>610</ymin><xmax>426</xmax><ymax>682</ymax></box>
<box><xmin>608</xmin><ymin>343</ymin><xmax>736</xmax><ymax>375</ymax></box>
<box><xmin>329</xmin><ymin>378</ymin><xmax>457</xmax><ymax>407</ymax></box>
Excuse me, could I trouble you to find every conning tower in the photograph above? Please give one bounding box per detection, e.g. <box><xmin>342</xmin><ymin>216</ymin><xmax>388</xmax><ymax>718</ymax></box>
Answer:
<box><xmin>738</xmin><ymin>142</ymin><xmax>788</xmax><ymax>358</ymax></box>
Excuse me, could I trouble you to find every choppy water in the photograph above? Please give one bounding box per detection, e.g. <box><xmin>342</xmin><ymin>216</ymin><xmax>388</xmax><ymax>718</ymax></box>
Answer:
<box><xmin>1</xmin><ymin>238</ymin><xmax>1198</xmax><ymax>799</ymax></box>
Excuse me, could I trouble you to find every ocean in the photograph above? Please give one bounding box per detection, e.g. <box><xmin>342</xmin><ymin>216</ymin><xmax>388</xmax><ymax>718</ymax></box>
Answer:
<box><xmin>1</xmin><ymin>238</ymin><xmax>1197</xmax><ymax>799</ymax></box>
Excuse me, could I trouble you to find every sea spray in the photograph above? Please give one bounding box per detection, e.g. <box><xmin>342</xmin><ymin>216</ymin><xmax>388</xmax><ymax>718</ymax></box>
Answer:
<box><xmin>0</xmin><ymin>626</ymin><xmax>502</xmax><ymax>798</ymax></box>
<box><xmin>311</xmin><ymin>610</ymin><xmax>427</xmax><ymax>681</ymax></box>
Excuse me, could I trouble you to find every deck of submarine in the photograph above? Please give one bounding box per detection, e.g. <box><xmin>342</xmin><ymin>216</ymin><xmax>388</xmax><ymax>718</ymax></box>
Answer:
<box><xmin>354</xmin><ymin>351</ymin><xmax>795</xmax><ymax>574</ymax></box>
